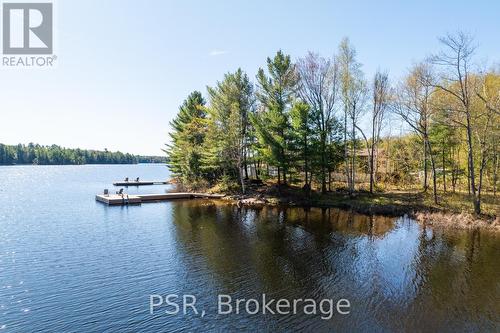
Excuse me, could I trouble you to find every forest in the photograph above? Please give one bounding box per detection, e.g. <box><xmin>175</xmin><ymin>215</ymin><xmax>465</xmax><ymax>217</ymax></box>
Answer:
<box><xmin>0</xmin><ymin>143</ymin><xmax>164</xmax><ymax>165</ymax></box>
<box><xmin>166</xmin><ymin>32</ymin><xmax>499</xmax><ymax>215</ymax></box>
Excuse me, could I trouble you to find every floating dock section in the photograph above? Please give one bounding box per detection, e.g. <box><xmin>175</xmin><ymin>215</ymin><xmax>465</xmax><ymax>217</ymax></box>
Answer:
<box><xmin>96</xmin><ymin>193</ymin><xmax>225</xmax><ymax>206</ymax></box>
<box><xmin>112</xmin><ymin>181</ymin><xmax>169</xmax><ymax>186</ymax></box>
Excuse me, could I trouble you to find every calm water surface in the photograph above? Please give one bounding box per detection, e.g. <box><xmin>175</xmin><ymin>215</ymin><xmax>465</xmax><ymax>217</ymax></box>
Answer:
<box><xmin>0</xmin><ymin>164</ymin><xmax>498</xmax><ymax>332</ymax></box>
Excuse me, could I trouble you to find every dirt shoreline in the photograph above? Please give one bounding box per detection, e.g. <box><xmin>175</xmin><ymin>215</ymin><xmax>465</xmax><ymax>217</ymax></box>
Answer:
<box><xmin>170</xmin><ymin>180</ymin><xmax>499</xmax><ymax>232</ymax></box>
<box><xmin>220</xmin><ymin>192</ymin><xmax>499</xmax><ymax>232</ymax></box>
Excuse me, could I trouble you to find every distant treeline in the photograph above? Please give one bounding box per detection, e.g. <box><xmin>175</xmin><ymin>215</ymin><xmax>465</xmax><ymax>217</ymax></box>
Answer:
<box><xmin>0</xmin><ymin>143</ymin><xmax>166</xmax><ymax>165</ymax></box>
<box><xmin>136</xmin><ymin>155</ymin><xmax>167</xmax><ymax>164</ymax></box>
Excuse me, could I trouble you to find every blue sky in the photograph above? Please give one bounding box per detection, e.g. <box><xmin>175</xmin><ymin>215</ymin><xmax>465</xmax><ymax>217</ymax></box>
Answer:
<box><xmin>1</xmin><ymin>0</ymin><xmax>499</xmax><ymax>155</ymax></box>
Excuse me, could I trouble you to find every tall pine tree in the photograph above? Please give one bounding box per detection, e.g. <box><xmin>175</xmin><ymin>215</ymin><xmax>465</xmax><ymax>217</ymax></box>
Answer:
<box><xmin>204</xmin><ymin>69</ymin><xmax>254</xmax><ymax>193</ymax></box>
<box><xmin>166</xmin><ymin>91</ymin><xmax>208</xmax><ymax>185</ymax></box>
<box><xmin>252</xmin><ymin>50</ymin><xmax>298</xmax><ymax>185</ymax></box>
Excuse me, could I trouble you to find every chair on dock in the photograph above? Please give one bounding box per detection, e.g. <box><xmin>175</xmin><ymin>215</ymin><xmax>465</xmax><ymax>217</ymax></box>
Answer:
<box><xmin>103</xmin><ymin>189</ymin><xmax>109</xmax><ymax>196</ymax></box>
<box><xmin>122</xmin><ymin>194</ymin><xmax>130</xmax><ymax>205</ymax></box>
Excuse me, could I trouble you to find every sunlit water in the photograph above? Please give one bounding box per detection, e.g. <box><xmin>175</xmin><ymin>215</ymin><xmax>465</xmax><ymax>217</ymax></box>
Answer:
<box><xmin>0</xmin><ymin>164</ymin><xmax>498</xmax><ymax>332</ymax></box>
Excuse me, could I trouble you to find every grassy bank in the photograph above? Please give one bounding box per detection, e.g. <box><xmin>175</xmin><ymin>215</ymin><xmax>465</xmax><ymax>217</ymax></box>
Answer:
<box><xmin>170</xmin><ymin>177</ymin><xmax>499</xmax><ymax>231</ymax></box>
<box><xmin>211</xmin><ymin>182</ymin><xmax>500</xmax><ymax>232</ymax></box>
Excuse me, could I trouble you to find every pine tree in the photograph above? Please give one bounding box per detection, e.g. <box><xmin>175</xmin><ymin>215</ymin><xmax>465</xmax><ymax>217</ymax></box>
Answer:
<box><xmin>166</xmin><ymin>91</ymin><xmax>208</xmax><ymax>185</ymax></box>
<box><xmin>253</xmin><ymin>50</ymin><xmax>298</xmax><ymax>186</ymax></box>
<box><xmin>204</xmin><ymin>69</ymin><xmax>254</xmax><ymax>193</ymax></box>
<box><xmin>290</xmin><ymin>101</ymin><xmax>312</xmax><ymax>189</ymax></box>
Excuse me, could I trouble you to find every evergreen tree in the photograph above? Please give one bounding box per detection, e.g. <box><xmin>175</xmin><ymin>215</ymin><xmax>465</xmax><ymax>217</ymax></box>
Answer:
<box><xmin>204</xmin><ymin>69</ymin><xmax>254</xmax><ymax>193</ymax></box>
<box><xmin>253</xmin><ymin>50</ymin><xmax>298</xmax><ymax>185</ymax></box>
<box><xmin>0</xmin><ymin>143</ymin><xmax>139</xmax><ymax>165</ymax></box>
<box><xmin>166</xmin><ymin>91</ymin><xmax>207</xmax><ymax>185</ymax></box>
<box><xmin>290</xmin><ymin>101</ymin><xmax>312</xmax><ymax>188</ymax></box>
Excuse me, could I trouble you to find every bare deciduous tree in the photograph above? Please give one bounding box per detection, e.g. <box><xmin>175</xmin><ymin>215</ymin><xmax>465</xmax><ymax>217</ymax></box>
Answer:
<box><xmin>393</xmin><ymin>63</ymin><xmax>439</xmax><ymax>204</ymax></box>
<box><xmin>297</xmin><ymin>52</ymin><xmax>340</xmax><ymax>193</ymax></box>
<box><xmin>338</xmin><ymin>37</ymin><xmax>367</xmax><ymax>196</ymax></box>
<box><xmin>369</xmin><ymin>70</ymin><xmax>390</xmax><ymax>193</ymax></box>
<box><xmin>474</xmin><ymin>72</ymin><xmax>500</xmax><ymax>202</ymax></box>
<box><xmin>429</xmin><ymin>32</ymin><xmax>483</xmax><ymax>213</ymax></box>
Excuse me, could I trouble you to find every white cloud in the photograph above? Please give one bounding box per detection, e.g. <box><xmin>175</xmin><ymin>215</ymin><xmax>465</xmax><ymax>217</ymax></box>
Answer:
<box><xmin>209</xmin><ymin>49</ymin><xmax>228</xmax><ymax>56</ymax></box>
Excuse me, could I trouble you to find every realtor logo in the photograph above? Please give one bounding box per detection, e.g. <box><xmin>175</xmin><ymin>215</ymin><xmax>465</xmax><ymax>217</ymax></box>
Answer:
<box><xmin>2</xmin><ymin>2</ymin><xmax>53</xmax><ymax>54</ymax></box>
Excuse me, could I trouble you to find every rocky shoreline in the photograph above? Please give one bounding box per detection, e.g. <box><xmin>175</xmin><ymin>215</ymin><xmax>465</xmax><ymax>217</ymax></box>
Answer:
<box><xmin>169</xmin><ymin>179</ymin><xmax>499</xmax><ymax>232</ymax></box>
<box><xmin>221</xmin><ymin>192</ymin><xmax>499</xmax><ymax>232</ymax></box>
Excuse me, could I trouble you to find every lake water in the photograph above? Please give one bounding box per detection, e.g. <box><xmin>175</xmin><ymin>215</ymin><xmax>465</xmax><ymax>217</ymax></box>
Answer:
<box><xmin>0</xmin><ymin>164</ymin><xmax>498</xmax><ymax>332</ymax></box>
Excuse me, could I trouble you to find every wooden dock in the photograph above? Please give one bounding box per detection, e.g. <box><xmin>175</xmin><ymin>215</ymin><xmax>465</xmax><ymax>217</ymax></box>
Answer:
<box><xmin>95</xmin><ymin>192</ymin><xmax>225</xmax><ymax>205</ymax></box>
<box><xmin>112</xmin><ymin>181</ymin><xmax>169</xmax><ymax>186</ymax></box>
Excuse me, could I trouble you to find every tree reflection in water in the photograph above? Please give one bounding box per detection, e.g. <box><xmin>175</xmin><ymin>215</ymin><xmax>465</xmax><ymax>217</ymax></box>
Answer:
<box><xmin>168</xmin><ymin>200</ymin><xmax>499</xmax><ymax>332</ymax></box>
